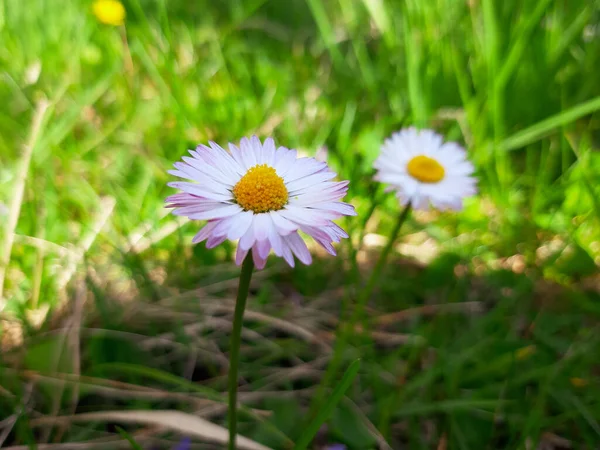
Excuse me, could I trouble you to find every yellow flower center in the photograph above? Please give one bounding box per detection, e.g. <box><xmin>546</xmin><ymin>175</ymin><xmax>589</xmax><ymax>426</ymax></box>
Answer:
<box><xmin>406</xmin><ymin>155</ymin><xmax>445</xmax><ymax>183</ymax></box>
<box><xmin>233</xmin><ymin>164</ymin><xmax>288</xmax><ymax>213</ymax></box>
<box><xmin>93</xmin><ymin>0</ymin><xmax>126</xmax><ymax>26</ymax></box>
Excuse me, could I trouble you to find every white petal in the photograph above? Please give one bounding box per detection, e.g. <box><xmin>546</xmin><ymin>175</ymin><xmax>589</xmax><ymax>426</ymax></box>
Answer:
<box><xmin>188</xmin><ymin>204</ymin><xmax>242</xmax><ymax>220</ymax></box>
<box><xmin>268</xmin><ymin>227</ymin><xmax>283</xmax><ymax>256</ymax></box>
<box><xmin>235</xmin><ymin>245</ymin><xmax>249</xmax><ymax>265</ymax></box>
<box><xmin>255</xmin><ymin>239</ymin><xmax>271</xmax><ymax>259</ymax></box>
<box><xmin>167</xmin><ymin>182</ymin><xmax>233</xmax><ymax>202</ymax></box>
<box><xmin>227</xmin><ymin>210</ymin><xmax>254</xmax><ymax>240</ymax></box>
<box><xmin>269</xmin><ymin>211</ymin><xmax>298</xmax><ymax>235</ymax></box>
<box><xmin>239</xmin><ymin>137</ymin><xmax>258</xmax><ymax>168</ymax></box>
<box><xmin>273</xmin><ymin>148</ymin><xmax>298</xmax><ymax>177</ymax></box>
<box><xmin>286</xmin><ymin>171</ymin><xmax>337</xmax><ymax>193</ymax></box>
<box><xmin>281</xmin><ymin>241</ymin><xmax>295</xmax><ymax>267</ymax></box>
<box><xmin>262</xmin><ymin>137</ymin><xmax>276</xmax><ymax>166</ymax></box>
<box><xmin>192</xmin><ymin>221</ymin><xmax>218</xmax><ymax>244</ymax></box>
<box><xmin>239</xmin><ymin>218</ymin><xmax>257</xmax><ymax>250</ymax></box>
<box><xmin>284</xmin><ymin>232</ymin><xmax>312</xmax><ymax>265</ymax></box>
<box><xmin>252</xmin><ymin>246</ymin><xmax>268</xmax><ymax>269</ymax></box>
<box><xmin>279</xmin><ymin>206</ymin><xmax>331</xmax><ymax>226</ymax></box>
<box><xmin>206</xmin><ymin>234</ymin><xmax>227</xmax><ymax>249</ymax></box>
<box><xmin>252</xmin><ymin>213</ymin><xmax>271</xmax><ymax>242</ymax></box>
<box><xmin>282</xmin><ymin>158</ymin><xmax>327</xmax><ymax>183</ymax></box>
<box><xmin>311</xmin><ymin>202</ymin><xmax>357</xmax><ymax>216</ymax></box>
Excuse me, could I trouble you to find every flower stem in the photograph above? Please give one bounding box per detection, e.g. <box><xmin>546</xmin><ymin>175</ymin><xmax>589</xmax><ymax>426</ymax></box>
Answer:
<box><xmin>308</xmin><ymin>202</ymin><xmax>411</xmax><ymax>419</ymax></box>
<box><xmin>353</xmin><ymin>202</ymin><xmax>412</xmax><ymax>321</ymax></box>
<box><xmin>228</xmin><ymin>253</ymin><xmax>254</xmax><ymax>450</ymax></box>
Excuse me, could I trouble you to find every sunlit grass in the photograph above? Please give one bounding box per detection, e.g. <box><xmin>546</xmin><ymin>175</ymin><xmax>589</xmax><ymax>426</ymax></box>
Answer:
<box><xmin>1</xmin><ymin>0</ymin><xmax>600</xmax><ymax>448</ymax></box>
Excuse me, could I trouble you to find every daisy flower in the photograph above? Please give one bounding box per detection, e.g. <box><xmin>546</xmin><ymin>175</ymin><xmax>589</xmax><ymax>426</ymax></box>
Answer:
<box><xmin>92</xmin><ymin>0</ymin><xmax>126</xmax><ymax>26</ymax></box>
<box><xmin>166</xmin><ymin>136</ymin><xmax>356</xmax><ymax>270</ymax></box>
<box><xmin>373</xmin><ymin>127</ymin><xmax>477</xmax><ymax>211</ymax></box>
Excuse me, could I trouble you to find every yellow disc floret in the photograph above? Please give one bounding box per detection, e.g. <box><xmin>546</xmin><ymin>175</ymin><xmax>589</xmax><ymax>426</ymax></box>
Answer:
<box><xmin>233</xmin><ymin>164</ymin><xmax>288</xmax><ymax>213</ymax></box>
<box><xmin>406</xmin><ymin>155</ymin><xmax>445</xmax><ymax>183</ymax></box>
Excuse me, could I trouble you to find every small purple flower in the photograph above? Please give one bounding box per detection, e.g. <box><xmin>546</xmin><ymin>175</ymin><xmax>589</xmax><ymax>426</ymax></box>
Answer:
<box><xmin>325</xmin><ymin>445</ymin><xmax>346</xmax><ymax>450</ymax></box>
<box><xmin>173</xmin><ymin>438</ymin><xmax>191</xmax><ymax>450</ymax></box>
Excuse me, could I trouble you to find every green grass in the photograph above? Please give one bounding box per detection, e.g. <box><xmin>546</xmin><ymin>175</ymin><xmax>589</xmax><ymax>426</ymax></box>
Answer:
<box><xmin>1</xmin><ymin>0</ymin><xmax>600</xmax><ymax>448</ymax></box>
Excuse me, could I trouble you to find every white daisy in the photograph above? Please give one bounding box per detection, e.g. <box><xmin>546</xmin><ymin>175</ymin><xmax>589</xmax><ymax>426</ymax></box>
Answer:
<box><xmin>373</xmin><ymin>127</ymin><xmax>477</xmax><ymax>211</ymax></box>
<box><xmin>166</xmin><ymin>136</ymin><xmax>356</xmax><ymax>269</ymax></box>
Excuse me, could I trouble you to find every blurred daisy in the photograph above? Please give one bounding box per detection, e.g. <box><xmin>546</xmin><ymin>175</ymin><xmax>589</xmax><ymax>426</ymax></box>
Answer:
<box><xmin>92</xmin><ymin>0</ymin><xmax>126</xmax><ymax>26</ymax></box>
<box><xmin>374</xmin><ymin>127</ymin><xmax>477</xmax><ymax>211</ymax></box>
<box><xmin>167</xmin><ymin>136</ymin><xmax>356</xmax><ymax>269</ymax></box>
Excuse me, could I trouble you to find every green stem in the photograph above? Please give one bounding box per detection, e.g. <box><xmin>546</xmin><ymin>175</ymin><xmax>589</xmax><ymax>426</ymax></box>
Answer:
<box><xmin>228</xmin><ymin>253</ymin><xmax>254</xmax><ymax>450</ymax></box>
<box><xmin>308</xmin><ymin>202</ymin><xmax>412</xmax><ymax>419</ymax></box>
<box><xmin>353</xmin><ymin>202</ymin><xmax>412</xmax><ymax>321</ymax></box>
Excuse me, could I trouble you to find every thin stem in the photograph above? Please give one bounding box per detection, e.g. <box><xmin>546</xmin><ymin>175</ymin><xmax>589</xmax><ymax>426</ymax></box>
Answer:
<box><xmin>228</xmin><ymin>253</ymin><xmax>254</xmax><ymax>450</ymax></box>
<box><xmin>353</xmin><ymin>202</ymin><xmax>412</xmax><ymax>320</ymax></box>
<box><xmin>307</xmin><ymin>202</ymin><xmax>412</xmax><ymax>419</ymax></box>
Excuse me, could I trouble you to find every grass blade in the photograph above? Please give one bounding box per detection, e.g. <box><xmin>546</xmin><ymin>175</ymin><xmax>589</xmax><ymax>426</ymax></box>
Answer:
<box><xmin>115</xmin><ymin>426</ymin><xmax>143</xmax><ymax>450</ymax></box>
<box><xmin>31</xmin><ymin>410</ymin><xmax>270</xmax><ymax>450</ymax></box>
<box><xmin>499</xmin><ymin>95</ymin><xmax>600</xmax><ymax>151</ymax></box>
<box><xmin>294</xmin><ymin>359</ymin><xmax>361</xmax><ymax>450</ymax></box>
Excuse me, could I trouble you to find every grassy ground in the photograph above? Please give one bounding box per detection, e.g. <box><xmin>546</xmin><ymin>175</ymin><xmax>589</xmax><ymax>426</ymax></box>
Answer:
<box><xmin>1</xmin><ymin>0</ymin><xmax>600</xmax><ymax>448</ymax></box>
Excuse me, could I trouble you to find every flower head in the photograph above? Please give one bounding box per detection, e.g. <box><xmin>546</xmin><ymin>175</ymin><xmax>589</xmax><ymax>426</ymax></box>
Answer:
<box><xmin>92</xmin><ymin>0</ymin><xmax>126</xmax><ymax>26</ymax></box>
<box><xmin>374</xmin><ymin>127</ymin><xmax>477</xmax><ymax>211</ymax></box>
<box><xmin>167</xmin><ymin>136</ymin><xmax>356</xmax><ymax>269</ymax></box>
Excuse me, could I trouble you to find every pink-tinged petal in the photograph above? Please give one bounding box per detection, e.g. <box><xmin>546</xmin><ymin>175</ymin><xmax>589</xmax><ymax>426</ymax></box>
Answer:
<box><xmin>208</xmin><ymin>141</ymin><xmax>245</xmax><ymax>176</ymax></box>
<box><xmin>314</xmin><ymin>236</ymin><xmax>337</xmax><ymax>255</ymax></box>
<box><xmin>188</xmin><ymin>204</ymin><xmax>242</xmax><ymax>221</ymax></box>
<box><xmin>239</xmin><ymin>222</ymin><xmax>257</xmax><ymax>251</ymax></box>
<box><xmin>311</xmin><ymin>202</ymin><xmax>357</xmax><ymax>216</ymax></box>
<box><xmin>290</xmin><ymin>182</ymin><xmax>350</xmax><ymax>205</ymax></box>
<box><xmin>178</xmin><ymin>159</ymin><xmax>237</xmax><ymax>187</ymax></box>
<box><xmin>280</xmin><ymin>205</ymin><xmax>341</xmax><ymax>225</ymax></box>
<box><xmin>269</xmin><ymin>211</ymin><xmax>298</xmax><ymax>235</ymax></box>
<box><xmin>227</xmin><ymin>210</ymin><xmax>254</xmax><ymax>240</ymax></box>
<box><xmin>255</xmin><ymin>239</ymin><xmax>271</xmax><ymax>259</ymax></box>
<box><xmin>193</xmin><ymin>144</ymin><xmax>241</xmax><ymax>180</ymax></box>
<box><xmin>301</xmin><ymin>224</ymin><xmax>340</xmax><ymax>255</ymax></box>
<box><xmin>235</xmin><ymin>245</ymin><xmax>249</xmax><ymax>265</ymax></box>
<box><xmin>284</xmin><ymin>232</ymin><xmax>312</xmax><ymax>265</ymax></box>
<box><xmin>292</xmin><ymin>180</ymin><xmax>349</xmax><ymax>196</ymax></box>
<box><xmin>206</xmin><ymin>234</ymin><xmax>227</xmax><ymax>249</ymax></box>
<box><xmin>286</xmin><ymin>171</ymin><xmax>337</xmax><ymax>193</ymax></box>
<box><xmin>192</xmin><ymin>221</ymin><xmax>218</xmax><ymax>244</ymax></box>
<box><xmin>167</xmin><ymin>182</ymin><xmax>233</xmax><ymax>202</ymax></box>
<box><xmin>252</xmin><ymin>246</ymin><xmax>268</xmax><ymax>270</ymax></box>
<box><xmin>211</xmin><ymin>216</ymin><xmax>238</xmax><ymax>237</ymax></box>
<box><xmin>172</xmin><ymin>202</ymin><xmax>229</xmax><ymax>217</ymax></box>
<box><xmin>326</xmin><ymin>222</ymin><xmax>349</xmax><ymax>240</ymax></box>
<box><xmin>280</xmin><ymin>240</ymin><xmax>295</xmax><ymax>267</ymax></box>
<box><xmin>165</xmin><ymin>193</ymin><xmax>201</xmax><ymax>207</ymax></box>
<box><xmin>171</xmin><ymin>161</ymin><xmax>233</xmax><ymax>188</ymax></box>
<box><xmin>228</xmin><ymin>143</ymin><xmax>246</xmax><ymax>169</ymax></box>
<box><xmin>282</xmin><ymin>158</ymin><xmax>328</xmax><ymax>183</ymax></box>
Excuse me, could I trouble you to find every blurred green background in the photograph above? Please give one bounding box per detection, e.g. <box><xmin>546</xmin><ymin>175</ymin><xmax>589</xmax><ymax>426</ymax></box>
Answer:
<box><xmin>1</xmin><ymin>0</ymin><xmax>600</xmax><ymax>448</ymax></box>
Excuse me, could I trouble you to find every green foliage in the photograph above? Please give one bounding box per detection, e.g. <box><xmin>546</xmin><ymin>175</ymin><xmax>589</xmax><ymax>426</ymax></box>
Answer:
<box><xmin>1</xmin><ymin>0</ymin><xmax>600</xmax><ymax>448</ymax></box>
